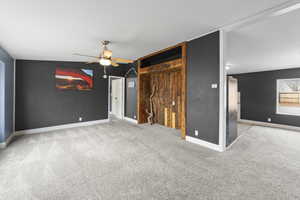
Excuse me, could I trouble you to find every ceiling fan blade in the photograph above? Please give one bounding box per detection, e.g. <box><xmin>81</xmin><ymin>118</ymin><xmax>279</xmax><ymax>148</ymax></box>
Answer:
<box><xmin>86</xmin><ymin>60</ymin><xmax>99</xmax><ymax>64</ymax></box>
<box><xmin>111</xmin><ymin>61</ymin><xmax>119</xmax><ymax>67</ymax></box>
<box><xmin>73</xmin><ymin>53</ymin><xmax>100</xmax><ymax>59</ymax></box>
<box><xmin>112</xmin><ymin>57</ymin><xmax>134</xmax><ymax>64</ymax></box>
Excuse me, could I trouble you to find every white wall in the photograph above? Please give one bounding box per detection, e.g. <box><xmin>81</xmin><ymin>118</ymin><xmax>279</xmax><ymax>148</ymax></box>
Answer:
<box><xmin>0</xmin><ymin>46</ymin><xmax>14</xmax><ymax>143</ymax></box>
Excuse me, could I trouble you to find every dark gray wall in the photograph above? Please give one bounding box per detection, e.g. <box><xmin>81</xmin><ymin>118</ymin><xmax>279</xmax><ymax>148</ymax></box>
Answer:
<box><xmin>124</xmin><ymin>63</ymin><xmax>137</xmax><ymax>120</ymax></box>
<box><xmin>233</xmin><ymin>68</ymin><xmax>300</xmax><ymax>127</ymax></box>
<box><xmin>16</xmin><ymin>60</ymin><xmax>130</xmax><ymax>131</ymax></box>
<box><xmin>125</xmin><ymin>77</ymin><xmax>137</xmax><ymax>119</ymax></box>
<box><xmin>186</xmin><ymin>31</ymin><xmax>220</xmax><ymax>144</ymax></box>
<box><xmin>0</xmin><ymin>61</ymin><xmax>4</xmax><ymax>142</ymax></box>
<box><xmin>0</xmin><ymin>46</ymin><xmax>14</xmax><ymax>143</ymax></box>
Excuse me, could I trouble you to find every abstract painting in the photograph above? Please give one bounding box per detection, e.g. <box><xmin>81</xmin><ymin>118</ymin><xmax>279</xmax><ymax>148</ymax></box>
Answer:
<box><xmin>56</xmin><ymin>68</ymin><xmax>93</xmax><ymax>91</ymax></box>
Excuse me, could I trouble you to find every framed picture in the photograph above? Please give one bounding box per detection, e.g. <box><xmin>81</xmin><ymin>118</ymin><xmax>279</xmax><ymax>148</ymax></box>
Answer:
<box><xmin>55</xmin><ymin>68</ymin><xmax>94</xmax><ymax>91</ymax></box>
<box><xmin>277</xmin><ymin>78</ymin><xmax>300</xmax><ymax>116</ymax></box>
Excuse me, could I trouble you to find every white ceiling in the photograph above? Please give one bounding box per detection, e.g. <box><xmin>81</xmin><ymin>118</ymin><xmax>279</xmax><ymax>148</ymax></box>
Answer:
<box><xmin>227</xmin><ymin>5</ymin><xmax>300</xmax><ymax>74</ymax></box>
<box><xmin>0</xmin><ymin>0</ymin><xmax>289</xmax><ymax>62</ymax></box>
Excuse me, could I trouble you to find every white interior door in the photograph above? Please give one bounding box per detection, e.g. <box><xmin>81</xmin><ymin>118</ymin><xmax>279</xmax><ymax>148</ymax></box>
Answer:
<box><xmin>111</xmin><ymin>78</ymin><xmax>123</xmax><ymax>118</ymax></box>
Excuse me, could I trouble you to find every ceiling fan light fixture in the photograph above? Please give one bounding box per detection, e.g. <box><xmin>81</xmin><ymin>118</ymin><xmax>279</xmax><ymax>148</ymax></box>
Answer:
<box><xmin>99</xmin><ymin>58</ymin><xmax>111</xmax><ymax>66</ymax></box>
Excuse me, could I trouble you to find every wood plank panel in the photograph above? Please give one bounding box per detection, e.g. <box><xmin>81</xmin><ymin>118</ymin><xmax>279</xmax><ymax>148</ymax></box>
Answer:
<box><xmin>139</xmin><ymin>59</ymin><xmax>182</xmax><ymax>74</ymax></box>
<box><xmin>137</xmin><ymin>60</ymin><xmax>141</xmax><ymax>123</ymax></box>
<box><xmin>172</xmin><ymin>112</ymin><xmax>176</xmax><ymax>128</ymax></box>
<box><xmin>181</xmin><ymin>43</ymin><xmax>187</xmax><ymax>138</ymax></box>
<box><xmin>143</xmin><ymin>68</ymin><xmax>182</xmax><ymax>128</ymax></box>
<box><xmin>164</xmin><ymin>108</ymin><xmax>168</xmax><ymax>126</ymax></box>
<box><xmin>138</xmin><ymin>74</ymin><xmax>151</xmax><ymax>123</ymax></box>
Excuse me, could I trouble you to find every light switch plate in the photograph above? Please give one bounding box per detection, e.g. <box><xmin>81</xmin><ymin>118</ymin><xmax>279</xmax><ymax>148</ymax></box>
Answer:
<box><xmin>128</xmin><ymin>81</ymin><xmax>135</xmax><ymax>88</ymax></box>
<box><xmin>211</xmin><ymin>84</ymin><xmax>218</xmax><ymax>89</ymax></box>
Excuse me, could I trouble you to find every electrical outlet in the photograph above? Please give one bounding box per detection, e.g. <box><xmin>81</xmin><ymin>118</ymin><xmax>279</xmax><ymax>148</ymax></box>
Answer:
<box><xmin>134</xmin><ymin>115</ymin><xmax>136</xmax><ymax>119</ymax></box>
<box><xmin>79</xmin><ymin>117</ymin><xmax>83</xmax><ymax>122</ymax></box>
<box><xmin>195</xmin><ymin>130</ymin><xmax>199</xmax><ymax>136</ymax></box>
<box><xmin>267</xmin><ymin>118</ymin><xmax>271</xmax><ymax>122</ymax></box>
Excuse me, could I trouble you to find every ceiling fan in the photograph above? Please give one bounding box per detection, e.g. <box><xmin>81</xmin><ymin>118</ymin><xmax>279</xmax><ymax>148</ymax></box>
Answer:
<box><xmin>73</xmin><ymin>41</ymin><xmax>134</xmax><ymax>67</ymax></box>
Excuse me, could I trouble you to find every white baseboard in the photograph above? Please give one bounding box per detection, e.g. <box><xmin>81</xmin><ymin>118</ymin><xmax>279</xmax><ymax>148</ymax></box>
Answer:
<box><xmin>0</xmin><ymin>132</ymin><xmax>16</xmax><ymax>149</ymax></box>
<box><xmin>123</xmin><ymin>117</ymin><xmax>138</xmax><ymax>124</ymax></box>
<box><xmin>239</xmin><ymin>119</ymin><xmax>300</xmax><ymax>132</ymax></box>
<box><xmin>186</xmin><ymin>136</ymin><xmax>224</xmax><ymax>152</ymax></box>
<box><xmin>0</xmin><ymin>140</ymin><xmax>6</xmax><ymax>148</ymax></box>
<box><xmin>226</xmin><ymin>133</ymin><xmax>244</xmax><ymax>150</ymax></box>
<box><xmin>15</xmin><ymin>119</ymin><xmax>109</xmax><ymax>135</ymax></box>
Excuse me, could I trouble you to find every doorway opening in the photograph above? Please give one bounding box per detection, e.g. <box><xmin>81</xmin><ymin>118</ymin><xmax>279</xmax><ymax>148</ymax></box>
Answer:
<box><xmin>108</xmin><ymin>76</ymin><xmax>125</xmax><ymax>119</ymax></box>
<box><xmin>226</xmin><ymin>76</ymin><xmax>238</xmax><ymax>146</ymax></box>
<box><xmin>225</xmin><ymin>2</ymin><xmax>300</xmax><ymax>149</ymax></box>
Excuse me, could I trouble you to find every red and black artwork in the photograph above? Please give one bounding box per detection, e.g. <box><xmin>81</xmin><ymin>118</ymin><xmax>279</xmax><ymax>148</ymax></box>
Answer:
<box><xmin>55</xmin><ymin>68</ymin><xmax>94</xmax><ymax>91</ymax></box>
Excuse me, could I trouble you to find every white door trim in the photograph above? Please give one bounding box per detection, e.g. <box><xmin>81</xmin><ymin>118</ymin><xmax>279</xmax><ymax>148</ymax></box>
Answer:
<box><xmin>218</xmin><ymin>30</ymin><xmax>227</xmax><ymax>152</ymax></box>
<box><xmin>108</xmin><ymin>76</ymin><xmax>125</xmax><ymax>119</ymax></box>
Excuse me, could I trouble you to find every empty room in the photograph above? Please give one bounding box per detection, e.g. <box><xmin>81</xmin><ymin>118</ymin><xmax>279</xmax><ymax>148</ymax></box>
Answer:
<box><xmin>1</xmin><ymin>1</ymin><xmax>300</xmax><ymax>199</ymax></box>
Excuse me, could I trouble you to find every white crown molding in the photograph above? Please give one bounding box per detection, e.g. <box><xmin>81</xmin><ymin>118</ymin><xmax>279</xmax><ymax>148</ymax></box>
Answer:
<box><xmin>187</xmin><ymin>1</ymin><xmax>300</xmax><ymax>42</ymax></box>
<box><xmin>222</xmin><ymin>0</ymin><xmax>300</xmax><ymax>32</ymax></box>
